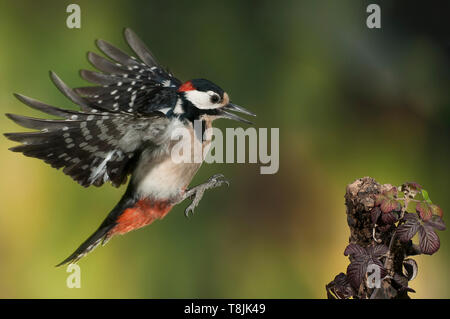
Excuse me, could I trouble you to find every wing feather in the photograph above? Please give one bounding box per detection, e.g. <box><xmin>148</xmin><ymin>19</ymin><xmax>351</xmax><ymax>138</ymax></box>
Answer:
<box><xmin>13</xmin><ymin>93</ymin><xmax>85</xmax><ymax>118</ymax></box>
<box><xmin>49</xmin><ymin>71</ymin><xmax>94</xmax><ymax>112</ymax></box>
<box><xmin>5</xmin><ymin>28</ymin><xmax>177</xmax><ymax>188</ymax></box>
<box><xmin>5</xmin><ymin>107</ymin><xmax>169</xmax><ymax>187</ymax></box>
<box><xmin>76</xmin><ymin>29</ymin><xmax>181</xmax><ymax>114</ymax></box>
<box><xmin>124</xmin><ymin>28</ymin><xmax>159</xmax><ymax>67</ymax></box>
<box><xmin>96</xmin><ymin>39</ymin><xmax>141</xmax><ymax>68</ymax></box>
<box><xmin>87</xmin><ymin>51</ymin><xmax>131</xmax><ymax>75</ymax></box>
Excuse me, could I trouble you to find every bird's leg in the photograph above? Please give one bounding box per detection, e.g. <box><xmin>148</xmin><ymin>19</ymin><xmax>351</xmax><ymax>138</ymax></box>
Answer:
<box><xmin>175</xmin><ymin>174</ymin><xmax>229</xmax><ymax>218</ymax></box>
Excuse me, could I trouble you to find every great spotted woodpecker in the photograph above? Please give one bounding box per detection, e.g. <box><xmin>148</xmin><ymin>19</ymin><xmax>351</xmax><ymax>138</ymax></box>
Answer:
<box><xmin>4</xmin><ymin>28</ymin><xmax>255</xmax><ymax>265</ymax></box>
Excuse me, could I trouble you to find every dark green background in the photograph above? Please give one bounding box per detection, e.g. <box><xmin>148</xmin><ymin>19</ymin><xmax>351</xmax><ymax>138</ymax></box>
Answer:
<box><xmin>0</xmin><ymin>0</ymin><xmax>448</xmax><ymax>298</ymax></box>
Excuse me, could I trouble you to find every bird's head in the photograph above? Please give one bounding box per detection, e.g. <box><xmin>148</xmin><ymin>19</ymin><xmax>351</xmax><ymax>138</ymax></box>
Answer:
<box><xmin>177</xmin><ymin>79</ymin><xmax>255</xmax><ymax>124</ymax></box>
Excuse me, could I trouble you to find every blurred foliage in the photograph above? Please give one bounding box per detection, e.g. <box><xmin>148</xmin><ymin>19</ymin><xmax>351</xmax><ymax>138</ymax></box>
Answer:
<box><xmin>0</xmin><ymin>0</ymin><xmax>448</xmax><ymax>298</ymax></box>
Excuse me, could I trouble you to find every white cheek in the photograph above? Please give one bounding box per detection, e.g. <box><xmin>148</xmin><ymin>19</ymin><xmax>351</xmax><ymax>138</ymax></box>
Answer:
<box><xmin>185</xmin><ymin>90</ymin><xmax>219</xmax><ymax>110</ymax></box>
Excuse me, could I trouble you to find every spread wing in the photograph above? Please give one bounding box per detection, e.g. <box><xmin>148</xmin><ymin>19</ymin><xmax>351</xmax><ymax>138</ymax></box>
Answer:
<box><xmin>4</xmin><ymin>28</ymin><xmax>176</xmax><ymax>188</ymax></box>
<box><xmin>75</xmin><ymin>28</ymin><xmax>182</xmax><ymax>114</ymax></box>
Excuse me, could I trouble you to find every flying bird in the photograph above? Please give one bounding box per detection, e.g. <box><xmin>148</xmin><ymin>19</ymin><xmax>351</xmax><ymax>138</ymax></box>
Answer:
<box><xmin>4</xmin><ymin>28</ymin><xmax>255</xmax><ymax>265</ymax></box>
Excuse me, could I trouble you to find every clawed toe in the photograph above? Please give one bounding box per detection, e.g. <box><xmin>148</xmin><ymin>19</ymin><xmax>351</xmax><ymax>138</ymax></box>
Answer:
<box><xmin>185</xmin><ymin>205</ymin><xmax>194</xmax><ymax>218</ymax></box>
<box><xmin>181</xmin><ymin>174</ymin><xmax>230</xmax><ymax>218</ymax></box>
<box><xmin>208</xmin><ymin>174</ymin><xmax>230</xmax><ymax>187</ymax></box>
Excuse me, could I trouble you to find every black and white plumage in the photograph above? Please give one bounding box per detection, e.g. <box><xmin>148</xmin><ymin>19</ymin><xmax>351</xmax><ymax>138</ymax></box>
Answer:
<box><xmin>5</xmin><ymin>28</ymin><xmax>182</xmax><ymax>188</ymax></box>
<box><xmin>4</xmin><ymin>28</ymin><xmax>255</xmax><ymax>265</ymax></box>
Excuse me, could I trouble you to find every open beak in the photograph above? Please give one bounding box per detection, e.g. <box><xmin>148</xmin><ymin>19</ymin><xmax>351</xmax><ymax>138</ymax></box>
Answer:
<box><xmin>221</xmin><ymin>103</ymin><xmax>256</xmax><ymax>125</ymax></box>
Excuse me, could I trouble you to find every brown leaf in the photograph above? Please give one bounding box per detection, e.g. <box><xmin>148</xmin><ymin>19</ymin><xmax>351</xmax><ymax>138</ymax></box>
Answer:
<box><xmin>418</xmin><ymin>225</ymin><xmax>440</xmax><ymax>255</ymax></box>
<box><xmin>416</xmin><ymin>202</ymin><xmax>432</xmax><ymax>221</ymax></box>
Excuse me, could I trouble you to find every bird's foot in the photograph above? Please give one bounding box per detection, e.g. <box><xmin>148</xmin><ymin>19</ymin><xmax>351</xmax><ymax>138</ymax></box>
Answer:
<box><xmin>182</xmin><ymin>174</ymin><xmax>229</xmax><ymax>218</ymax></box>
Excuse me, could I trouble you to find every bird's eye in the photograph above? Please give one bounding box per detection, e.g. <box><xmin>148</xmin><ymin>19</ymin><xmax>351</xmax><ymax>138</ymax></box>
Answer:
<box><xmin>210</xmin><ymin>94</ymin><xmax>220</xmax><ymax>104</ymax></box>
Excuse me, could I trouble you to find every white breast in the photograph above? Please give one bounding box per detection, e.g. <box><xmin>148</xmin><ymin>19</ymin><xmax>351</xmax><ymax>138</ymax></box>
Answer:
<box><xmin>132</xmin><ymin>118</ymin><xmax>208</xmax><ymax>201</ymax></box>
<box><xmin>135</xmin><ymin>157</ymin><xmax>202</xmax><ymax>200</ymax></box>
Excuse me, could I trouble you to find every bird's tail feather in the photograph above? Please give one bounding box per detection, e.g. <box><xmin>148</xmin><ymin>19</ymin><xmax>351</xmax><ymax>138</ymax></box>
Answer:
<box><xmin>56</xmin><ymin>187</ymin><xmax>136</xmax><ymax>267</ymax></box>
<box><xmin>55</xmin><ymin>224</ymin><xmax>115</xmax><ymax>267</ymax></box>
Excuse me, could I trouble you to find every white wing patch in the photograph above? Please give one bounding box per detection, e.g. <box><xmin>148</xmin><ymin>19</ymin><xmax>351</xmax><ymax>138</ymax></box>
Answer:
<box><xmin>89</xmin><ymin>150</ymin><xmax>116</xmax><ymax>184</ymax></box>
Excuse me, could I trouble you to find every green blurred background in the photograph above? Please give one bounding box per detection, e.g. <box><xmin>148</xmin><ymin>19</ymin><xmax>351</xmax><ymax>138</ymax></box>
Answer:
<box><xmin>0</xmin><ymin>0</ymin><xmax>449</xmax><ymax>298</ymax></box>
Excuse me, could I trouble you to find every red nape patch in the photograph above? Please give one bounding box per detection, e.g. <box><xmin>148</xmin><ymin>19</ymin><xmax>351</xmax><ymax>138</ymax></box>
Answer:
<box><xmin>110</xmin><ymin>199</ymin><xmax>173</xmax><ymax>236</ymax></box>
<box><xmin>178</xmin><ymin>81</ymin><xmax>195</xmax><ymax>92</ymax></box>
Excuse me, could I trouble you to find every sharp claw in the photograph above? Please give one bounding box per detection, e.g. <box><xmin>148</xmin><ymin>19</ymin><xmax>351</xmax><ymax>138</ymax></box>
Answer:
<box><xmin>208</xmin><ymin>174</ymin><xmax>229</xmax><ymax>187</ymax></box>
<box><xmin>209</xmin><ymin>174</ymin><xmax>220</xmax><ymax>182</ymax></box>
<box><xmin>182</xmin><ymin>174</ymin><xmax>229</xmax><ymax>219</ymax></box>
<box><xmin>185</xmin><ymin>207</ymin><xmax>193</xmax><ymax>218</ymax></box>
<box><xmin>217</xmin><ymin>178</ymin><xmax>229</xmax><ymax>187</ymax></box>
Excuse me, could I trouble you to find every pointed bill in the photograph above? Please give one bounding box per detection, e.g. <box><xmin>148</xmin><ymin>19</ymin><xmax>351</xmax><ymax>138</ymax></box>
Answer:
<box><xmin>226</xmin><ymin>103</ymin><xmax>256</xmax><ymax>117</ymax></box>
<box><xmin>220</xmin><ymin>110</ymin><xmax>253</xmax><ymax>124</ymax></box>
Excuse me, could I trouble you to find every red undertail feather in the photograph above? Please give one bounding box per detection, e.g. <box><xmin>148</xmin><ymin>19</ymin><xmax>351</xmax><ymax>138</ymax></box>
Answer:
<box><xmin>109</xmin><ymin>199</ymin><xmax>173</xmax><ymax>236</ymax></box>
<box><xmin>56</xmin><ymin>198</ymin><xmax>172</xmax><ymax>266</ymax></box>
